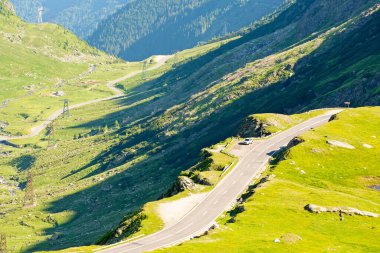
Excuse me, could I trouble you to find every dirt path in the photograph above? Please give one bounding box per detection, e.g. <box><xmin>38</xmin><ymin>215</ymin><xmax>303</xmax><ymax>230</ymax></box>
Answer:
<box><xmin>157</xmin><ymin>193</ymin><xmax>208</xmax><ymax>228</ymax></box>
<box><xmin>0</xmin><ymin>55</ymin><xmax>172</xmax><ymax>141</ymax></box>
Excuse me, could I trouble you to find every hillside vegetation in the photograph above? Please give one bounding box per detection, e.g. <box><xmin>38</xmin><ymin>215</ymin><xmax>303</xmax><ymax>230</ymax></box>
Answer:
<box><xmin>0</xmin><ymin>0</ymin><xmax>379</xmax><ymax>252</ymax></box>
<box><xmin>89</xmin><ymin>0</ymin><xmax>284</xmax><ymax>60</ymax></box>
<box><xmin>0</xmin><ymin>1</ymin><xmax>142</xmax><ymax>135</ymax></box>
<box><xmin>155</xmin><ymin>107</ymin><xmax>380</xmax><ymax>253</ymax></box>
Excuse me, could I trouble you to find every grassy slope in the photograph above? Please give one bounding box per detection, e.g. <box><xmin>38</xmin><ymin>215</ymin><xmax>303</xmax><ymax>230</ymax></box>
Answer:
<box><xmin>109</xmin><ymin>109</ymin><xmax>329</xmax><ymax>241</ymax></box>
<box><xmin>0</xmin><ymin>7</ymin><xmax>142</xmax><ymax>135</ymax></box>
<box><xmin>1</xmin><ymin>1</ymin><xmax>379</xmax><ymax>252</ymax></box>
<box><xmin>53</xmin><ymin>109</ymin><xmax>328</xmax><ymax>252</ymax></box>
<box><xmin>155</xmin><ymin>107</ymin><xmax>380</xmax><ymax>253</ymax></box>
<box><xmin>0</xmin><ymin>38</ymin><xmax>233</xmax><ymax>253</ymax></box>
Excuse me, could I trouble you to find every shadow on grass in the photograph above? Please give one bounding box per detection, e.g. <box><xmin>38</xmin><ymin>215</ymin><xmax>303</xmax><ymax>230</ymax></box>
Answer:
<box><xmin>9</xmin><ymin>154</ymin><xmax>36</xmax><ymax>172</ymax></box>
<box><xmin>26</xmin><ymin>8</ymin><xmax>380</xmax><ymax>252</ymax></box>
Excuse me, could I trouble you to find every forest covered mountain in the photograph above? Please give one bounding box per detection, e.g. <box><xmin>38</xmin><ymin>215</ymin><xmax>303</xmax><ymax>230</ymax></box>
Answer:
<box><xmin>88</xmin><ymin>0</ymin><xmax>285</xmax><ymax>60</ymax></box>
<box><xmin>10</xmin><ymin>0</ymin><xmax>134</xmax><ymax>38</ymax></box>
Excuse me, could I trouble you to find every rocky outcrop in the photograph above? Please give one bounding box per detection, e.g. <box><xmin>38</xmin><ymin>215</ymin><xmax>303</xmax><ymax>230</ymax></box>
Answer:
<box><xmin>328</xmin><ymin>114</ymin><xmax>339</xmax><ymax>122</ymax></box>
<box><xmin>97</xmin><ymin>209</ymin><xmax>147</xmax><ymax>245</ymax></box>
<box><xmin>304</xmin><ymin>204</ymin><xmax>379</xmax><ymax>217</ymax></box>
<box><xmin>238</xmin><ymin>116</ymin><xmax>271</xmax><ymax>138</ymax></box>
<box><xmin>363</xmin><ymin>143</ymin><xmax>373</xmax><ymax>149</ymax></box>
<box><xmin>327</xmin><ymin>140</ymin><xmax>355</xmax><ymax>149</ymax></box>
<box><xmin>287</xmin><ymin>137</ymin><xmax>304</xmax><ymax>149</ymax></box>
<box><xmin>164</xmin><ymin>176</ymin><xmax>196</xmax><ymax>197</ymax></box>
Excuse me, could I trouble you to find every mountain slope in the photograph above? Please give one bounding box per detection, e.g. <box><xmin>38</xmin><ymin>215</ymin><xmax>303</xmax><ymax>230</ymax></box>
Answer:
<box><xmin>155</xmin><ymin>107</ymin><xmax>380</xmax><ymax>252</ymax></box>
<box><xmin>89</xmin><ymin>0</ymin><xmax>284</xmax><ymax>60</ymax></box>
<box><xmin>0</xmin><ymin>0</ymin><xmax>379</xmax><ymax>252</ymax></box>
<box><xmin>0</xmin><ymin>0</ymin><xmax>132</xmax><ymax>135</ymax></box>
<box><xmin>10</xmin><ymin>0</ymin><xmax>133</xmax><ymax>38</ymax></box>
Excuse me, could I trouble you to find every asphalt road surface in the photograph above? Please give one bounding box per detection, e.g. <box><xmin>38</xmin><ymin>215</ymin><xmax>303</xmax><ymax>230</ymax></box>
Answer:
<box><xmin>97</xmin><ymin>110</ymin><xmax>342</xmax><ymax>253</ymax></box>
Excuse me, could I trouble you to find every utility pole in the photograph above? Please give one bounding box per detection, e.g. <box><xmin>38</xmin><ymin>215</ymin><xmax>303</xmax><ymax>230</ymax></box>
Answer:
<box><xmin>62</xmin><ymin>99</ymin><xmax>70</xmax><ymax>118</ymax></box>
<box><xmin>223</xmin><ymin>21</ymin><xmax>229</xmax><ymax>36</ymax></box>
<box><xmin>37</xmin><ymin>7</ymin><xmax>44</xmax><ymax>24</ymax></box>
<box><xmin>0</xmin><ymin>233</ymin><xmax>7</xmax><ymax>253</ymax></box>
<box><xmin>141</xmin><ymin>61</ymin><xmax>148</xmax><ymax>80</ymax></box>
<box><xmin>23</xmin><ymin>170</ymin><xmax>35</xmax><ymax>208</ymax></box>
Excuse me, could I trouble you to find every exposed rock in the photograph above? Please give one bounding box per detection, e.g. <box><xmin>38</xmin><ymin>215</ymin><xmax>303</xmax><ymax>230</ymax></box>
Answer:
<box><xmin>304</xmin><ymin>204</ymin><xmax>378</xmax><ymax>217</ymax></box>
<box><xmin>327</xmin><ymin>140</ymin><xmax>355</xmax><ymax>149</ymax></box>
<box><xmin>176</xmin><ymin>176</ymin><xmax>196</xmax><ymax>191</ymax></box>
<box><xmin>287</xmin><ymin>137</ymin><xmax>304</xmax><ymax>149</ymax></box>
<box><xmin>0</xmin><ymin>176</ymin><xmax>6</xmax><ymax>184</ymax></box>
<box><xmin>281</xmin><ymin>233</ymin><xmax>302</xmax><ymax>244</ymax></box>
<box><xmin>274</xmin><ymin>238</ymin><xmax>281</xmax><ymax>243</ymax></box>
<box><xmin>164</xmin><ymin>176</ymin><xmax>196</xmax><ymax>197</ymax></box>
<box><xmin>304</xmin><ymin>204</ymin><xmax>328</xmax><ymax>213</ymax></box>
<box><xmin>97</xmin><ymin>210</ymin><xmax>146</xmax><ymax>245</ymax></box>
<box><xmin>42</xmin><ymin>215</ymin><xmax>58</xmax><ymax>227</ymax></box>
<box><xmin>328</xmin><ymin>114</ymin><xmax>339</xmax><ymax>122</ymax></box>
<box><xmin>19</xmin><ymin>220</ymin><xmax>32</xmax><ymax>227</ymax></box>
<box><xmin>363</xmin><ymin>143</ymin><xmax>373</xmax><ymax>149</ymax></box>
<box><xmin>54</xmin><ymin>91</ymin><xmax>65</xmax><ymax>97</ymax></box>
<box><xmin>238</xmin><ymin>116</ymin><xmax>271</xmax><ymax>138</ymax></box>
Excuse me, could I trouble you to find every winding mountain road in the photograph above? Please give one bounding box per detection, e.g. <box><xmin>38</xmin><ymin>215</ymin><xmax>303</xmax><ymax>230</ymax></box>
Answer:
<box><xmin>97</xmin><ymin>110</ymin><xmax>342</xmax><ymax>253</ymax></box>
<box><xmin>0</xmin><ymin>55</ymin><xmax>172</xmax><ymax>141</ymax></box>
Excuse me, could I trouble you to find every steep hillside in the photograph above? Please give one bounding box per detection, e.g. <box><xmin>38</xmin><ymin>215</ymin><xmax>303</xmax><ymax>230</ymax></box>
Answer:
<box><xmin>0</xmin><ymin>0</ymin><xmax>379</xmax><ymax>252</ymax></box>
<box><xmin>0</xmin><ymin>0</ymin><xmax>138</xmax><ymax>136</ymax></box>
<box><xmin>89</xmin><ymin>0</ymin><xmax>284</xmax><ymax>60</ymax></box>
<box><xmin>155</xmin><ymin>107</ymin><xmax>380</xmax><ymax>252</ymax></box>
<box><xmin>10</xmin><ymin>0</ymin><xmax>133</xmax><ymax>38</ymax></box>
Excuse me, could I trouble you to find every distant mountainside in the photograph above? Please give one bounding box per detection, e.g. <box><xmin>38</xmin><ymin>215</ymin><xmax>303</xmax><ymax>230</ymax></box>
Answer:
<box><xmin>10</xmin><ymin>0</ymin><xmax>134</xmax><ymax>38</ymax></box>
<box><xmin>88</xmin><ymin>0</ymin><xmax>284</xmax><ymax>61</ymax></box>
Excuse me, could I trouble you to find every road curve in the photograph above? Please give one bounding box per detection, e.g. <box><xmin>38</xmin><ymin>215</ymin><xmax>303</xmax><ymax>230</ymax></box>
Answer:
<box><xmin>0</xmin><ymin>55</ymin><xmax>172</xmax><ymax>141</ymax></box>
<box><xmin>97</xmin><ymin>110</ymin><xmax>342</xmax><ymax>253</ymax></box>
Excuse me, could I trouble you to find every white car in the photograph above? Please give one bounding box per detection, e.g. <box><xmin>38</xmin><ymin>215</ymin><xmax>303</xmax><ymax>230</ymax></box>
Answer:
<box><xmin>242</xmin><ymin>138</ymin><xmax>254</xmax><ymax>145</ymax></box>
